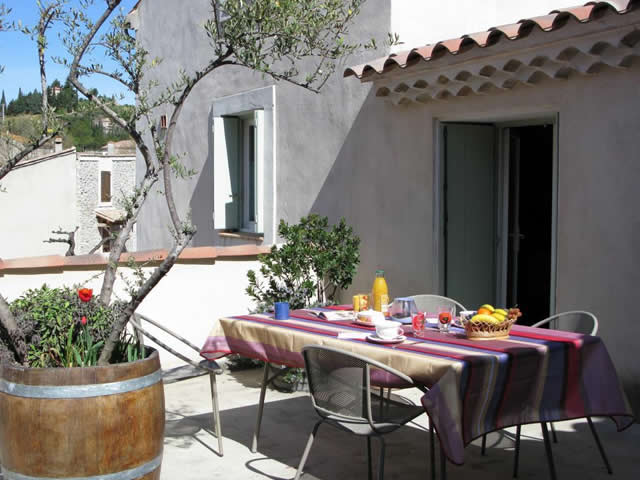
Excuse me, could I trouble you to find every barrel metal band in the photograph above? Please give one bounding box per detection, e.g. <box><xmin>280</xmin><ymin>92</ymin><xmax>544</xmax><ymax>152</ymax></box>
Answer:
<box><xmin>1</xmin><ymin>454</ymin><xmax>162</xmax><ymax>480</ymax></box>
<box><xmin>0</xmin><ymin>370</ymin><xmax>162</xmax><ymax>399</ymax></box>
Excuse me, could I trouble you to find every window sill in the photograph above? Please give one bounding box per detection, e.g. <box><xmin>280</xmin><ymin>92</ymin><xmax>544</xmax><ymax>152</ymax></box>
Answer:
<box><xmin>218</xmin><ymin>231</ymin><xmax>264</xmax><ymax>243</ymax></box>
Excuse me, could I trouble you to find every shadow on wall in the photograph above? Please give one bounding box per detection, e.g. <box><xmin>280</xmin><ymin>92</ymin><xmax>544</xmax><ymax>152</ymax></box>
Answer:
<box><xmin>309</xmin><ymin>89</ymin><xmax>435</xmax><ymax>299</ymax></box>
<box><xmin>188</xmin><ymin>108</ymin><xmax>216</xmax><ymax>247</ymax></box>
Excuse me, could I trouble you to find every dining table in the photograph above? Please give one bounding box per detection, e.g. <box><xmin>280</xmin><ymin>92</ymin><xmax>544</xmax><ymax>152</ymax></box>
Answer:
<box><xmin>200</xmin><ymin>306</ymin><xmax>635</xmax><ymax>467</ymax></box>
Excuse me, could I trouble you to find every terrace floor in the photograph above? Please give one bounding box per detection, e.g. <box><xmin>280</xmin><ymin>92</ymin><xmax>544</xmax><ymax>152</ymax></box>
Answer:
<box><xmin>162</xmin><ymin>366</ymin><xmax>639</xmax><ymax>479</ymax></box>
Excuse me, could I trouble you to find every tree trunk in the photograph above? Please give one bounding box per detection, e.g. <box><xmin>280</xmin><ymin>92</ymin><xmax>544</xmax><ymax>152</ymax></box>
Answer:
<box><xmin>0</xmin><ymin>294</ymin><xmax>27</xmax><ymax>364</ymax></box>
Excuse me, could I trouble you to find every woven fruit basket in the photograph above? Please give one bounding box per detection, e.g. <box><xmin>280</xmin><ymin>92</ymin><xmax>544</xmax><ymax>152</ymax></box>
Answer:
<box><xmin>460</xmin><ymin>308</ymin><xmax>521</xmax><ymax>340</ymax></box>
<box><xmin>462</xmin><ymin>317</ymin><xmax>516</xmax><ymax>340</ymax></box>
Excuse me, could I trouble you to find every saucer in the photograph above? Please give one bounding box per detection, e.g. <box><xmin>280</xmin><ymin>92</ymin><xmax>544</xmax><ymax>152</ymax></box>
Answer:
<box><xmin>353</xmin><ymin>319</ymin><xmax>377</xmax><ymax>327</ymax></box>
<box><xmin>366</xmin><ymin>334</ymin><xmax>406</xmax><ymax>344</ymax></box>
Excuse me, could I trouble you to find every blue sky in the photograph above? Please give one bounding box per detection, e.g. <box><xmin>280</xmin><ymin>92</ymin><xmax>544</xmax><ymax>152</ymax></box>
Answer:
<box><xmin>1</xmin><ymin>0</ymin><xmax>138</xmax><ymax>104</ymax></box>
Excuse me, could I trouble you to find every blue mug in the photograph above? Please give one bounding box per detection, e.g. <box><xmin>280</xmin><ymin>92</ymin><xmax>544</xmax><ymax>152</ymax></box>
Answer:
<box><xmin>274</xmin><ymin>302</ymin><xmax>290</xmax><ymax>320</ymax></box>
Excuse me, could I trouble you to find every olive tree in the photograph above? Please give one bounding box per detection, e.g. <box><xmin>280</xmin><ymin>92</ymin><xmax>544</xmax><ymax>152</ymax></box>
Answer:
<box><xmin>0</xmin><ymin>0</ymin><xmax>376</xmax><ymax>365</ymax></box>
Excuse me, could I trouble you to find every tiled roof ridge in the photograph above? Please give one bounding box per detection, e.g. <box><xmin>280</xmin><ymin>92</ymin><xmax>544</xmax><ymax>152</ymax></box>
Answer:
<box><xmin>344</xmin><ymin>0</ymin><xmax>639</xmax><ymax>79</ymax></box>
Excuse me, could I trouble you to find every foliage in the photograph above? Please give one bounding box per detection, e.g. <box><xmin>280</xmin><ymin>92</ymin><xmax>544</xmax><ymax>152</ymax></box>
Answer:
<box><xmin>4</xmin><ymin>79</ymin><xmax>131</xmax><ymax>151</ymax></box>
<box><xmin>247</xmin><ymin>214</ymin><xmax>360</xmax><ymax>310</ymax></box>
<box><xmin>6</xmin><ymin>89</ymin><xmax>43</xmax><ymax>115</ymax></box>
<box><xmin>207</xmin><ymin>0</ymin><xmax>380</xmax><ymax>91</ymax></box>
<box><xmin>4</xmin><ymin>285</ymin><xmax>139</xmax><ymax>368</ymax></box>
<box><xmin>0</xmin><ymin>0</ymin><xmax>374</xmax><ymax>366</ymax></box>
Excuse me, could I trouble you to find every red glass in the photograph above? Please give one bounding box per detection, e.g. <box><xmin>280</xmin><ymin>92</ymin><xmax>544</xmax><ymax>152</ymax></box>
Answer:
<box><xmin>412</xmin><ymin>313</ymin><xmax>425</xmax><ymax>336</ymax></box>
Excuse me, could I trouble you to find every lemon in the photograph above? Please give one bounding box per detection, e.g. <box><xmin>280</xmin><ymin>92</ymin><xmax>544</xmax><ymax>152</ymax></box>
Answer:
<box><xmin>479</xmin><ymin>304</ymin><xmax>495</xmax><ymax>313</ymax></box>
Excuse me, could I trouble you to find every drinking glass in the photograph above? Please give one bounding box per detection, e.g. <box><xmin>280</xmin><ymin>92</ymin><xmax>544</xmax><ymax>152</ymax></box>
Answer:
<box><xmin>438</xmin><ymin>306</ymin><xmax>455</xmax><ymax>333</ymax></box>
<box><xmin>412</xmin><ymin>313</ymin><xmax>425</xmax><ymax>337</ymax></box>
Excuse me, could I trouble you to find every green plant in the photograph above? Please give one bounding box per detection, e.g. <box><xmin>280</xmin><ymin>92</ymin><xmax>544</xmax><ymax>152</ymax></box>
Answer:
<box><xmin>246</xmin><ymin>214</ymin><xmax>360</xmax><ymax>310</ymax></box>
<box><xmin>4</xmin><ymin>285</ymin><xmax>139</xmax><ymax>368</ymax></box>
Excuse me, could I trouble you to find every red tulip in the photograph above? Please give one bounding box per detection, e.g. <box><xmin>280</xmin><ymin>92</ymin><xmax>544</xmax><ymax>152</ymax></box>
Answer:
<box><xmin>81</xmin><ymin>316</ymin><xmax>87</xmax><ymax>325</ymax></box>
<box><xmin>78</xmin><ymin>288</ymin><xmax>93</xmax><ymax>302</ymax></box>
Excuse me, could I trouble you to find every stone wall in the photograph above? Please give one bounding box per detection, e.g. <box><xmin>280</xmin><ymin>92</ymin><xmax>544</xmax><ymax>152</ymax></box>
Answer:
<box><xmin>76</xmin><ymin>154</ymin><xmax>136</xmax><ymax>254</ymax></box>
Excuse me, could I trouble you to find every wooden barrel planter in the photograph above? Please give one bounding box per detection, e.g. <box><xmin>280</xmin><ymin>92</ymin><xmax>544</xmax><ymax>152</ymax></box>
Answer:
<box><xmin>0</xmin><ymin>349</ymin><xmax>165</xmax><ymax>480</ymax></box>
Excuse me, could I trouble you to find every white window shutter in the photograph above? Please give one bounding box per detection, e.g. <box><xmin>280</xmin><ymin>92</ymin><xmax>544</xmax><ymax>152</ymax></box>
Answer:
<box><xmin>254</xmin><ymin>110</ymin><xmax>265</xmax><ymax>234</ymax></box>
<box><xmin>213</xmin><ymin>116</ymin><xmax>241</xmax><ymax>229</ymax></box>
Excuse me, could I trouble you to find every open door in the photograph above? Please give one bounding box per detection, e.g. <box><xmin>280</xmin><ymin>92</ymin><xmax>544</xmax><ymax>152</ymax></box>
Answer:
<box><xmin>441</xmin><ymin>122</ymin><xmax>556</xmax><ymax>321</ymax></box>
<box><xmin>505</xmin><ymin>125</ymin><xmax>554</xmax><ymax>325</ymax></box>
<box><xmin>443</xmin><ymin>124</ymin><xmax>497</xmax><ymax>309</ymax></box>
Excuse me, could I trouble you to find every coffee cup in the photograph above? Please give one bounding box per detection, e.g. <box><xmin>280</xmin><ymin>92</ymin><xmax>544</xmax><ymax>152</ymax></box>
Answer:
<box><xmin>358</xmin><ymin>310</ymin><xmax>385</xmax><ymax>325</ymax></box>
<box><xmin>375</xmin><ymin>320</ymin><xmax>403</xmax><ymax>340</ymax></box>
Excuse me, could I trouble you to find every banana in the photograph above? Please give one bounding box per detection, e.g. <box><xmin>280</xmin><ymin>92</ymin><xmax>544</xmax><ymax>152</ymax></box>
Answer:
<box><xmin>479</xmin><ymin>304</ymin><xmax>495</xmax><ymax>313</ymax></box>
<box><xmin>495</xmin><ymin>308</ymin><xmax>508</xmax><ymax>316</ymax></box>
<box><xmin>471</xmin><ymin>314</ymin><xmax>498</xmax><ymax>324</ymax></box>
<box><xmin>492</xmin><ymin>313</ymin><xmax>506</xmax><ymax>323</ymax></box>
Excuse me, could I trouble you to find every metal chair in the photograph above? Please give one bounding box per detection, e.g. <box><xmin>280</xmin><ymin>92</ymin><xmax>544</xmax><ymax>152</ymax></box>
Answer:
<box><xmin>409</xmin><ymin>294</ymin><xmax>467</xmax><ymax>316</ymax></box>
<box><xmin>511</xmin><ymin>311</ymin><xmax>610</xmax><ymax>479</ymax></box>
<box><xmin>294</xmin><ymin>345</ymin><xmax>429</xmax><ymax>480</ymax></box>
<box><xmin>130</xmin><ymin>313</ymin><xmax>224</xmax><ymax>456</ymax></box>
<box><xmin>372</xmin><ymin>294</ymin><xmax>467</xmax><ymax>401</ymax></box>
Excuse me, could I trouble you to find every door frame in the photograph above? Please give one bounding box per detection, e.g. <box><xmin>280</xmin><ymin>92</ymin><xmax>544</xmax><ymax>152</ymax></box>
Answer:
<box><xmin>433</xmin><ymin>115</ymin><xmax>559</xmax><ymax>314</ymax></box>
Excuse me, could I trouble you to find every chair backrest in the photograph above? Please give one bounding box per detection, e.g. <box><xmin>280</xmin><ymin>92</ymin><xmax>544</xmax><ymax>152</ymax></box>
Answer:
<box><xmin>410</xmin><ymin>294</ymin><xmax>466</xmax><ymax>315</ymax></box>
<box><xmin>531</xmin><ymin>311</ymin><xmax>598</xmax><ymax>336</ymax></box>
<box><xmin>302</xmin><ymin>345</ymin><xmax>418</xmax><ymax>426</ymax></box>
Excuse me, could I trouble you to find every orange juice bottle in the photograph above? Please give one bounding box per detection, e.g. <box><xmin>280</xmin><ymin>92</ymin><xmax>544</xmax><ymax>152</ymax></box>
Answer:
<box><xmin>372</xmin><ymin>270</ymin><xmax>389</xmax><ymax>315</ymax></box>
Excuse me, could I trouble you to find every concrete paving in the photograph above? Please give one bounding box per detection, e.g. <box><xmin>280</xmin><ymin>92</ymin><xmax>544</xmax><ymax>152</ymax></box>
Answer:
<box><xmin>162</xmin><ymin>367</ymin><xmax>639</xmax><ymax>479</ymax></box>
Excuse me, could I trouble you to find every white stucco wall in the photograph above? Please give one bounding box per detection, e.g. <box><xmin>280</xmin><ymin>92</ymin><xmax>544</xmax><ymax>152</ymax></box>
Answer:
<box><xmin>0</xmin><ymin>150</ymin><xmax>77</xmax><ymax>258</ymax></box>
<box><xmin>0</xmin><ymin>259</ymin><xmax>261</xmax><ymax>368</ymax></box>
<box><xmin>390</xmin><ymin>0</ymin><xmax>583</xmax><ymax>51</ymax></box>
<box><xmin>323</xmin><ymin>59</ymin><xmax>640</xmax><ymax>416</ymax></box>
<box><xmin>134</xmin><ymin>1</ymin><xmax>640</xmax><ymax>413</ymax></box>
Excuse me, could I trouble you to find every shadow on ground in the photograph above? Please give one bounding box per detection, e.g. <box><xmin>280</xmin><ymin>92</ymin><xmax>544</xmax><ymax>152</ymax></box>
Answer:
<box><xmin>164</xmin><ymin>392</ymin><xmax>638</xmax><ymax>480</ymax></box>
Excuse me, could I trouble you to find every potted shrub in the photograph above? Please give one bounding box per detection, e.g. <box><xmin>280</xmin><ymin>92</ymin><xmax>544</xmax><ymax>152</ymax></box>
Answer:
<box><xmin>0</xmin><ymin>285</ymin><xmax>164</xmax><ymax>479</ymax></box>
<box><xmin>246</xmin><ymin>214</ymin><xmax>360</xmax><ymax>390</ymax></box>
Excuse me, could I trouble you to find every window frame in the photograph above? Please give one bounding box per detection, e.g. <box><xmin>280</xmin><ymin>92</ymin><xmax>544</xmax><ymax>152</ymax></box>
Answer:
<box><xmin>98</xmin><ymin>158</ymin><xmax>113</xmax><ymax>206</ymax></box>
<box><xmin>212</xmin><ymin>86</ymin><xmax>275</xmax><ymax>244</ymax></box>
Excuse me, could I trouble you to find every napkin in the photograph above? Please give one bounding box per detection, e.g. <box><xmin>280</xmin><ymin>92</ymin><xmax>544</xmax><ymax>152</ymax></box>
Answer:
<box><xmin>338</xmin><ymin>332</ymin><xmax>369</xmax><ymax>340</ymax></box>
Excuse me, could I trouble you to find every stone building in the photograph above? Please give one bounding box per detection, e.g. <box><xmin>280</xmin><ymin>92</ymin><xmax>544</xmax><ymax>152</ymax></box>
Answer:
<box><xmin>0</xmin><ymin>142</ymin><xmax>136</xmax><ymax>258</ymax></box>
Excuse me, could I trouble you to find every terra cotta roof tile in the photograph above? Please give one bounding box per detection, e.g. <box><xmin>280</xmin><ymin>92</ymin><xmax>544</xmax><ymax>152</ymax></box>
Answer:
<box><xmin>344</xmin><ymin>1</ymin><xmax>637</xmax><ymax>79</ymax></box>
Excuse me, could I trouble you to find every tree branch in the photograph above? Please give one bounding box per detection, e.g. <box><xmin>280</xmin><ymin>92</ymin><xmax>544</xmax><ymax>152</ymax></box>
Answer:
<box><xmin>99</xmin><ymin>171</ymin><xmax>158</xmax><ymax>304</ymax></box>
<box><xmin>97</xmin><ymin>231</ymin><xmax>194</xmax><ymax>364</ymax></box>
<box><xmin>43</xmin><ymin>226</ymin><xmax>78</xmax><ymax>256</ymax></box>
<box><xmin>0</xmin><ymin>294</ymin><xmax>27</xmax><ymax>365</ymax></box>
<box><xmin>160</xmin><ymin>51</ymin><xmax>232</xmax><ymax>232</ymax></box>
<box><xmin>0</xmin><ymin>130</ymin><xmax>60</xmax><ymax>181</ymax></box>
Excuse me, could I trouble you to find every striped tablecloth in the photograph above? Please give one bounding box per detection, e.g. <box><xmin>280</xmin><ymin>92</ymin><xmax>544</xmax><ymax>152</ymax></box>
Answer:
<box><xmin>200</xmin><ymin>308</ymin><xmax>634</xmax><ymax>464</ymax></box>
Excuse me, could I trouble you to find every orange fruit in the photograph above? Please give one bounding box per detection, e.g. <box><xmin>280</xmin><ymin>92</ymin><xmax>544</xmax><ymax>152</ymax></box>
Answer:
<box><xmin>477</xmin><ymin>307</ymin><xmax>491</xmax><ymax>315</ymax></box>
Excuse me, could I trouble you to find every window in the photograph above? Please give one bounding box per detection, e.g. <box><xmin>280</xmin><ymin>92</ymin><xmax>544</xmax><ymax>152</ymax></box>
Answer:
<box><xmin>243</xmin><ymin>116</ymin><xmax>258</xmax><ymax>230</ymax></box>
<box><xmin>100</xmin><ymin>171</ymin><xmax>112</xmax><ymax>203</ymax></box>
<box><xmin>212</xmin><ymin>86</ymin><xmax>274</xmax><ymax>242</ymax></box>
<box><xmin>99</xmin><ymin>158</ymin><xmax>112</xmax><ymax>204</ymax></box>
<box><xmin>213</xmin><ymin>110</ymin><xmax>265</xmax><ymax>233</ymax></box>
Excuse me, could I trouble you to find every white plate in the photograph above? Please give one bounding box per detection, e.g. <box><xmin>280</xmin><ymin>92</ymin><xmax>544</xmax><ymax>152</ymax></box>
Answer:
<box><xmin>354</xmin><ymin>319</ymin><xmax>377</xmax><ymax>327</ymax></box>
<box><xmin>366</xmin><ymin>334</ymin><xmax>406</xmax><ymax>344</ymax></box>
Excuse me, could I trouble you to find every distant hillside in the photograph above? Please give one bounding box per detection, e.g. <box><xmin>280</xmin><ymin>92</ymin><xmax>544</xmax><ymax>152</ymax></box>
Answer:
<box><xmin>2</xmin><ymin>80</ymin><xmax>133</xmax><ymax>152</ymax></box>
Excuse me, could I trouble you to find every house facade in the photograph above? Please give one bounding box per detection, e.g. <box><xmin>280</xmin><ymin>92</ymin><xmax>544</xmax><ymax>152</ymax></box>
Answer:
<box><xmin>133</xmin><ymin>0</ymin><xmax>640</xmax><ymax>414</ymax></box>
<box><xmin>0</xmin><ymin>144</ymin><xmax>136</xmax><ymax>257</ymax></box>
